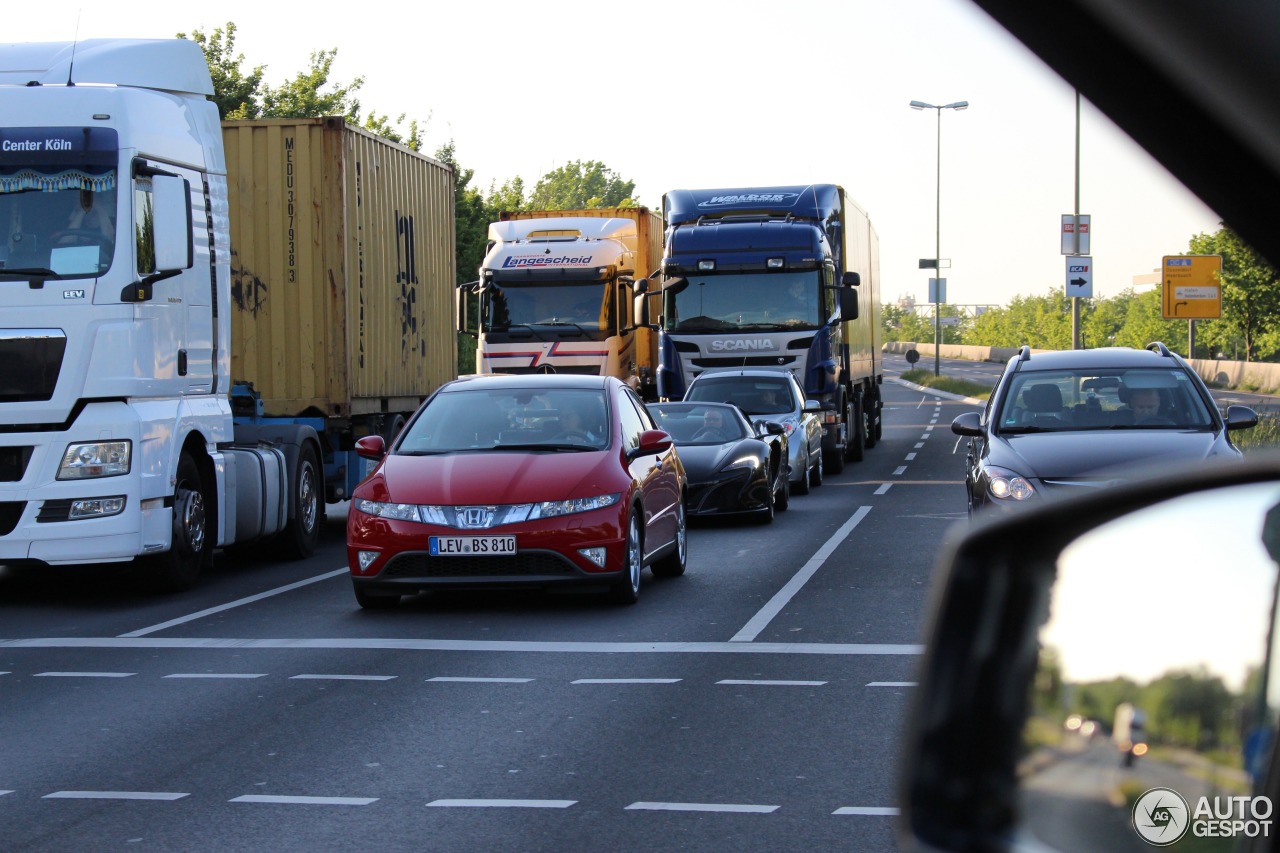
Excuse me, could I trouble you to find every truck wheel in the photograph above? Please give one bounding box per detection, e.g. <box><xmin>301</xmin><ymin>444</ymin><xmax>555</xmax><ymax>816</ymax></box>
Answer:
<box><xmin>141</xmin><ymin>451</ymin><xmax>209</xmax><ymax>592</ymax></box>
<box><xmin>825</xmin><ymin>395</ymin><xmax>848</xmax><ymax>475</ymax></box>
<box><xmin>276</xmin><ymin>442</ymin><xmax>321</xmax><ymax>559</ymax></box>
<box><xmin>847</xmin><ymin>396</ymin><xmax>866</xmax><ymax>462</ymax></box>
<box><xmin>865</xmin><ymin>391</ymin><xmax>880</xmax><ymax>448</ymax></box>
<box><xmin>383</xmin><ymin>414</ymin><xmax>407</xmax><ymax>444</ymax></box>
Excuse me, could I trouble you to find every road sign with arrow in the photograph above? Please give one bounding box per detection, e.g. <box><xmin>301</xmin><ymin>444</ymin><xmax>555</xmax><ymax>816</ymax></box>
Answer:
<box><xmin>1065</xmin><ymin>256</ymin><xmax>1093</xmax><ymax>298</ymax></box>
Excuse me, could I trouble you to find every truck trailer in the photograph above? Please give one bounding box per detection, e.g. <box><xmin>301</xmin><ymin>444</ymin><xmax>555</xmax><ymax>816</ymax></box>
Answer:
<box><xmin>653</xmin><ymin>185</ymin><xmax>882</xmax><ymax>471</ymax></box>
<box><xmin>0</xmin><ymin>39</ymin><xmax>456</xmax><ymax>591</ymax></box>
<box><xmin>464</xmin><ymin>208</ymin><xmax>662</xmax><ymax>398</ymax></box>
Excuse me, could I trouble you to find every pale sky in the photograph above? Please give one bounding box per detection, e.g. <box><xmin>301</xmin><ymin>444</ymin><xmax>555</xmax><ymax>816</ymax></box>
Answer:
<box><xmin>8</xmin><ymin>0</ymin><xmax>1221</xmax><ymax>308</ymax></box>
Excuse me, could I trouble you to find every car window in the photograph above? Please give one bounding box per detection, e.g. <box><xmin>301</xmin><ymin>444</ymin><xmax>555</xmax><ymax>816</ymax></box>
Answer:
<box><xmin>685</xmin><ymin>376</ymin><xmax>795</xmax><ymax>415</ymax></box>
<box><xmin>997</xmin><ymin>368</ymin><xmax>1215</xmax><ymax>432</ymax></box>
<box><xmin>617</xmin><ymin>388</ymin><xmax>647</xmax><ymax>453</ymax></box>
<box><xmin>651</xmin><ymin>404</ymin><xmax>747</xmax><ymax>444</ymax></box>
<box><xmin>397</xmin><ymin>387</ymin><xmax>610</xmax><ymax>451</ymax></box>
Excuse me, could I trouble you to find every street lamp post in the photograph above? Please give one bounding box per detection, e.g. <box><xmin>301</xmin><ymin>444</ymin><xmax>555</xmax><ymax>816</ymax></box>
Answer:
<box><xmin>910</xmin><ymin>99</ymin><xmax>968</xmax><ymax>376</ymax></box>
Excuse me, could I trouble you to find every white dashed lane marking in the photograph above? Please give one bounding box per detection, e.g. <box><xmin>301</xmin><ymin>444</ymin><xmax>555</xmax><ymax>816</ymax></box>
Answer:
<box><xmin>44</xmin><ymin>791</ymin><xmax>189</xmax><ymax>801</ymax></box>
<box><xmin>427</xmin><ymin>799</ymin><xmax>576</xmax><ymax>809</ymax></box>
<box><xmin>231</xmin><ymin>795</ymin><xmax>377</xmax><ymax>806</ymax></box>
<box><xmin>626</xmin><ymin>802</ymin><xmax>779</xmax><ymax>814</ymax></box>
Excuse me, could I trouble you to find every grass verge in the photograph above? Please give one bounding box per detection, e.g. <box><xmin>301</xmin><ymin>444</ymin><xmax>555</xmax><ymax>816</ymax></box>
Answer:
<box><xmin>900</xmin><ymin>368</ymin><xmax>993</xmax><ymax>401</ymax></box>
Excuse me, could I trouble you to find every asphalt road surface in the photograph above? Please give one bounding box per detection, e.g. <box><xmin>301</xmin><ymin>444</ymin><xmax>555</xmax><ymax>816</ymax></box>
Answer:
<box><xmin>0</xmin><ymin>373</ymin><xmax>1179</xmax><ymax>852</ymax></box>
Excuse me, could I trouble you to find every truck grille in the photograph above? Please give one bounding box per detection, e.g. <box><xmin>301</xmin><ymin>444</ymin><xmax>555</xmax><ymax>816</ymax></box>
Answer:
<box><xmin>0</xmin><ymin>446</ymin><xmax>33</xmax><ymax>482</ymax></box>
<box><xmin>0</xmin><ymin>330</ymin><xmax>66</xmax><ymax>402</ymax></box>
<box><xmin>492</xmin><ymin>366</ymin><xmax>601</xmax><ymax>376</ymax></box>
<box><xmin>693</xmin><ymin>356</ymin><xmax>798</xmax><ymax>368</ymax></box>
<box><xmin>0</xmin><ymin>502</ymin><xmax>23</xmax><ymax>535</ymax></box>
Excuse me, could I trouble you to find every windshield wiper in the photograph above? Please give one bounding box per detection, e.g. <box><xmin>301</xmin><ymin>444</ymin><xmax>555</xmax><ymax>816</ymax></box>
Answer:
<box><xmin>0</xmin><ymin>267</ymin><xmax>58</xmax><ymax>279</ymax></box>
<box><xmin>536</xmin><ymin>321</ymin><xmax>589</xmax><ymax>335</ymax></box>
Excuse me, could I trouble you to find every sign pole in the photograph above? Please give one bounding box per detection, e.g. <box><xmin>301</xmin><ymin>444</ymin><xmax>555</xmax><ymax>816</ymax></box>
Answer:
<box><xmin>1072</xmin><ymin>90</ymin><xmax>1081</xmax><ymax>350</ymax></box>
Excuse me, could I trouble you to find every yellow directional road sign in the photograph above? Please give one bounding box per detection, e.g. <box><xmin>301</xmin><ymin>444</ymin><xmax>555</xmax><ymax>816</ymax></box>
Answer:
<box><xmin>1162</xmin><ymin>255</ymin><xmax>1222</xmax><ymax>319</ymax></box>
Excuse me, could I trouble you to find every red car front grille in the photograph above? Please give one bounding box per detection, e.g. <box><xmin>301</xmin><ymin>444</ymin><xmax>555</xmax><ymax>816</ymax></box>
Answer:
<box><xmin>381</xmin><ymin>551</ymin><xmax>583</xmax><ymax>578</ymax></box>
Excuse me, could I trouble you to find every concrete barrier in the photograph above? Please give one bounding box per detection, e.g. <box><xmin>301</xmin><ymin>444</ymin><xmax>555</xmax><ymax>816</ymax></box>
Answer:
<box><xmin>883</xmin><ymin>342</ymin><xmax>1280</xmax><ymax>393</ymax></box>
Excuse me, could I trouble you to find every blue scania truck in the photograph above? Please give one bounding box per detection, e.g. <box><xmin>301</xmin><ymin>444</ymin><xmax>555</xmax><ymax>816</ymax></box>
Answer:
<box><xmin>651</xmin><ymin>185</ymin><xmax>881</xmax><ymax>471</ymax></box>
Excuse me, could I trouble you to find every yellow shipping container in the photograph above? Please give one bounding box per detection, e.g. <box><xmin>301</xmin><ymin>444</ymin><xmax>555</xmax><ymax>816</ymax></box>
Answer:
<box><xmin>223</xmin><ymin>117</ymin><xmax>456</xmax><ymax>424</ymax></box>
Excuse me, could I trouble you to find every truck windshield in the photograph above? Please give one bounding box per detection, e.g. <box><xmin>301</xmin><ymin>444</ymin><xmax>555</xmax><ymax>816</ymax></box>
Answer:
<box><xmin>663</xmin><ymin>272</ymin><xmax>822</xmax><ymax>333</ymax></box>
<box><xmin>482</xmin><ymin>281</ymin><xmax>613</xmax><ymax>332</ymax></box>
<box><xmin>0</xmin><ymin>167</ymin><xmax>118</xmax><ymax>279</ymax></box>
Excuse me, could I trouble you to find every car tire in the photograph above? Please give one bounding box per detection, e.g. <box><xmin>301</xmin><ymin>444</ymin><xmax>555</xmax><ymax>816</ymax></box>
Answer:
<box><xmin>775</xmin><ymin>472</ymin><xmax>790</xmax><ymax>512</ymax></box>
<box><xmin>652</xmin><ymin>500</ymin><xmax>687</xmax><ymax>577</ymax></box>
<box><xmin>610</xmin><ymin>510</ymin><xmax>643</xmax><ymax>603</ymax></box>
<box><xmin>754</xmin><ymin>490</ymin><xmax>775</xmax><ymax>525</ymax></box>
<box><xmin>139</xmin><ymin>451</ymin><xmax>210</xmax><ymax>593</ymax></box>
<box><xmin>793</xmin><ymin>461</ymin><xmax>811</xmax><ymax>495</ymax></box>
<box><xmin>810</xmin><ymin>447</ymin><xmax>824</xmax><ymax>487</ymax></box>
<box><xmin>354</xmin><ymin>583</ymin><xmax>401</xmax><ymax>610</ymax></box>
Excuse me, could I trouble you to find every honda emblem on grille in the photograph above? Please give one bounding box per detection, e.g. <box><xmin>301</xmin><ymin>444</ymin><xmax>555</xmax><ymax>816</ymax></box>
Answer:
<box><xmin>457</xmin><ymin>506</ymin><xmax>496</xmax><ymax>529</ymax></box>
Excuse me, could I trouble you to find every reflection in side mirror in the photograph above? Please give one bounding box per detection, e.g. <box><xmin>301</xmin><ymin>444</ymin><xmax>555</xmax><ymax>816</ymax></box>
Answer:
<box><xmin>901</xmin><ymin>463</ymin><xmax>1280</xmax><ymax>853</ymax></box>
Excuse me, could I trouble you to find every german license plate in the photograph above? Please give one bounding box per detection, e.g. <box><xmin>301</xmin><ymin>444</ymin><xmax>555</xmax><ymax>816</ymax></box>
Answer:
<box><xmin>429</xmin><ymin>535</ymin><xmax>517</xmax><ymax>556</ymax></box>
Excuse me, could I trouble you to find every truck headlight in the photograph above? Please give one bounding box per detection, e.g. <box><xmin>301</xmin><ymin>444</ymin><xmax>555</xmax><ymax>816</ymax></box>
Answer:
<box><xmin>57</xmin><ymin>441</ymin><xmax>131</xmax><ymax>479</ymax></box>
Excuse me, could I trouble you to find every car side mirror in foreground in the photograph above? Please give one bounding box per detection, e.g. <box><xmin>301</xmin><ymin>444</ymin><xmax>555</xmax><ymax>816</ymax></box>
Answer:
<box><xmin>900</xmin><ymin>456</ymin><xmax>1280</xmax><ymax>853</ymax></box>
<box><xmin>634</xmin><ymin>429</ymin><xmax>673</xmax><ymax>457</ymax></box>
<box><xmin>950</xmin><ymin>411</ymin><xmax>983</xmax><ymax>437</ymax></box>
<box><xmin>761</xmin><ymin>421</ymin><xmax>786</xmax><ymax>436</ymax></box>
<box><xmin>354</xmin><ymin>435</ymin><xmax>386</xmax><ymax>461</ymax></box>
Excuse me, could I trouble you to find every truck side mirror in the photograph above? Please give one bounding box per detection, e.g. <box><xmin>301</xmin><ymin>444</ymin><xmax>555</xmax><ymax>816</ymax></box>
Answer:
<box><xmin>633</xmin><ymin>291</ymin><xmax>651</xmax><ymax>329</ymax></box>
<box><xmin>839</xmin><ymin>288</ymin><xmax>859</xmax><ymax>321</ymax></box>
<box><xmin>456</xmin><ymin>280</ymin><xmax>478</xmax><ymax>336</ymax></box>
<box><xmin>152</xmin><ymin>175</ymin><xmax>192</xmax><ymax>273</ymax></box>
<box><xmin>633</xmin><ymin>277</ymin><xmax>650</xmax><ymax>295</ymax></box>
<box><xmin>842</xmin><ymin>271</ymin><xmax>861</xmax><ymax>287</ymax></box>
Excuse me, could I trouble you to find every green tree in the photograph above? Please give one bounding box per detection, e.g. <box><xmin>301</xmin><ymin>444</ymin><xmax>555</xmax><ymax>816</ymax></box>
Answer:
<box><xmin>1188</xmin><ymin>227</ymin><xmax>1280</xmax><ymax>361</ymax></box>
<box><xmin>436</xmin><ymin>141</ymin><xmax>496</xmax><ymax>376</ymax></box>
<box><xmin>182</xmin><ymin>23</ymin><xmax>424</xmax><ymax>148</ymax></box>
<box><xmin>527</xmin><ymin>160</ymin><xmax>636</xmax><ymax>210</ymax></box>
<box><xmin>486</xmin><ymin>177</ymin><xmax>527</xmax><ymax>215</ymax></box>
<box><xmin>965</xmin><ymin>290</ymin><xmax>1075</xmax><ymax>349</ymax></box>
<box><xmin>258</xmin><ymin>48</ymin><xmax>362</xmax><ymax>120</ymax></box>
<box><xmin>177</xmin><ymin>23</ymin><xmax>263</xmax><ymax>119</ymax></box>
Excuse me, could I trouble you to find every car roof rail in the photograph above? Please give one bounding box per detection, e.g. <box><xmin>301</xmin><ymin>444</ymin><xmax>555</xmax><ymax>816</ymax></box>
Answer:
<box><xmin>1146</xmin><ymin>341</ymin><xmax>1174</xmax><ymax>358</ymax></box>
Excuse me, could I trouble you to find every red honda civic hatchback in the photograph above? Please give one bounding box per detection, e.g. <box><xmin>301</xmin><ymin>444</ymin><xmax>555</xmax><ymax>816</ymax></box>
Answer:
<box><xmin>346</xmin><ymin>374</ymin><xmax>688</xmax><ymax>608</ymax></box>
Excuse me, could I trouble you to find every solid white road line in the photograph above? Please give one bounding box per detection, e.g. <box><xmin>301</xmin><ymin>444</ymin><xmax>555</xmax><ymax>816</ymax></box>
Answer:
<box><xmin>35</xmin><ymin>672</ymin><xmax>134</xmax><ymax>678</ymax></box>
<box><xmin>44</xmin><ymin>791</ymin><xmax>189</xmax><ymax>800</ymax></box>
<box><xmin>1</xmin><ymin>638</ymin><xmax>922</xmax><ymax>655</ymax></box>
<box><xmin>162</xmin><ymin>673</ymin><xmax>266</xmax><ymax>679</ymax></box>
<box><xmin>626</xmin><ymin>802</ymin><xmax>779</xmax><ymax>813</ymax></box>
<box><xmin>867</xmin><ymin>681</ymin><xmax>918</xmax><ymax>687</ymax></box>
<box><xmin>290</xmin><ymin>674</ymin><xmax>397</xmax><ymax>681</ymax></box>
<box><xmin>118</xmin><ymin>568</ymin><xmax>350</xmax><ymax>638</ymax></box>
<box><xmin>731</xmin><ymin>506</ymin><xmax>873</xmax><ymax>643</ymax></box>
<box><xmin>426</xmin><ymin>799</ymin><xmax>576</xmax><ymax>809</ymax></box>
<box><xmin>833</xmin><ymin>806</ymin><xmax>899</xmax><ymax>816</ymax></box>
<box><xmin>428</xmin><ymin>677</ymin><xmax>533</xmax><ymax>683</ymax></box>
<box><xmin>230</xmin><ymin>795</ymin><xmax>377</xmax><ymax>805</ymax></box>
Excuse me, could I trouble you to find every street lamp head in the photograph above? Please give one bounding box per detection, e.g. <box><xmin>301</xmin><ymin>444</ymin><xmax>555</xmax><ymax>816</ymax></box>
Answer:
<box><xmin>909</xmin><ymin>100</ymin><xmax>933</xmax><ymax>110</ymax></box>
<box><xmin>946</xmin><ymin>101</ymin><xmax>970</xmax><ymax>110</ymax></box>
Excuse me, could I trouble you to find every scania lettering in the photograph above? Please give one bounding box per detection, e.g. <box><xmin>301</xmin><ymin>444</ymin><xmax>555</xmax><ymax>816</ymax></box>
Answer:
<box><xmin>463</xmin><ymin>208</ymin><xmax>662</xmax><ymax>398</ymax></box>
<box><xmin>648</xmin><ymin>184</ymin><xmax>882</xmax><ymax>472</ymax></box>
<box><xmin>0</xmin><ymin>40</ymin><xmax>455</xmax><ymax>591</ymax></box>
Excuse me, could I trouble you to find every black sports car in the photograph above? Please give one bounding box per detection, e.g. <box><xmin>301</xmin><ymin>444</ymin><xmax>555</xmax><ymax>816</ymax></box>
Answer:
<box><xmin>649</xmin><ymin>402</ymin><xmax>789</xmax><ymax>524</ymax></box>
